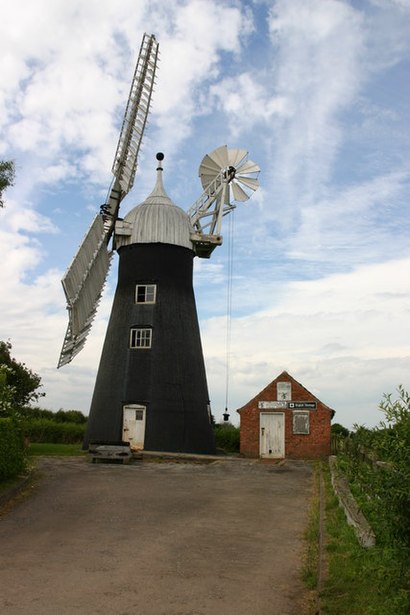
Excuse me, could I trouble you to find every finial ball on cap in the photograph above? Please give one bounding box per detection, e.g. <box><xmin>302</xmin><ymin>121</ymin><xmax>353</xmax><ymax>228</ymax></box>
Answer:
<box><xmin>156</xmin><ymin>152</ymin><xmax>164</xmax><ymax>161</ymax></box>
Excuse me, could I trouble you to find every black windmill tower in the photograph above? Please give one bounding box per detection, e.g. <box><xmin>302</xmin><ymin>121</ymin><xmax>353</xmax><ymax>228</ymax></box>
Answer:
<box><xmin>58</xmin><ymin>34</ymin><xmax>260</xmax><ymax>454</ymax></box>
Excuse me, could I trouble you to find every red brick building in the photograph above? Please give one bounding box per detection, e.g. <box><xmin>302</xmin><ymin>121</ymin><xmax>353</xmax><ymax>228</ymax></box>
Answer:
<box><xmin>237</xmin><ymin>371</ymin><xmax>335</xmax><ymax>459</ymax></box>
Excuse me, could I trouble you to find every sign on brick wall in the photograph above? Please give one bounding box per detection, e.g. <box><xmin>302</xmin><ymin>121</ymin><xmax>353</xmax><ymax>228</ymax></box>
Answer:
<box><xmin>258</xmin><ymin>401</ymin><xmax>287</xmax><ymax>409</ymax></box>
<box><xmin>258</xmin><ymin>401</ymin><xmax>317</xmax><ymax>410</ymax></box>
<box><xmin>288</xmin><ymin>402</ymin><xmax>317</xmax><ymax>409</ymax></box>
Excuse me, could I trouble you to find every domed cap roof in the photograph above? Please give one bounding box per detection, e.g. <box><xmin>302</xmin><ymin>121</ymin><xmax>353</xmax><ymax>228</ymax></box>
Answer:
<box><xmin>121</xmin><ymin>153</ymin><xmax>193</xmax><ymax>250</ymax></box>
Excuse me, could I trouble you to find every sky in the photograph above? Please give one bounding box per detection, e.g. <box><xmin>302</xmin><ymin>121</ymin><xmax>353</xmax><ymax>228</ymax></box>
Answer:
<box><xmin>1</xmin><ymin>0</ymin><xmax>410</xmax><ymax>429</ymax></box>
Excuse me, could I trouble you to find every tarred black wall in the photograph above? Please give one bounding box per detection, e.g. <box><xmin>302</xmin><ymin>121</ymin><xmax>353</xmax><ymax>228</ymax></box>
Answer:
<box><xmin>84</xmin><ymin>242</ymin><xmax>215</xmax><ymax>454</ymax></box>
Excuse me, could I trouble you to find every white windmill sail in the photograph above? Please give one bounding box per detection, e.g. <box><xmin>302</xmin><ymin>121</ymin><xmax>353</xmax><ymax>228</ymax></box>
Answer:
<box><xmin>109</xmin><ymin>33</ymin><xmax>159</xmax><ymax>217</ymax></box>
<box><xmin>58</xmin><ymin>215</ymin><xmax>113</xmax><ymax>367</ymax></box>
<box><xmin>188</xmin><ymin>145</ymin><xmax>260</xmax><ymax>258</ymax></box>
<box><xmin>58</xmin><ymin>33</ymin><xmax>159</xmax><ymax>368</ymax></box>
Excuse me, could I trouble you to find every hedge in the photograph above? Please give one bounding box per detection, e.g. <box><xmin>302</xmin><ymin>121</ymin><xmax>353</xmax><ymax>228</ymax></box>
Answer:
<box><xmin>0</xmin><ymin>418</ymin><xmax>26</xmax><ymax>480</ymax></box>
<box><xmin>18</xmin><ymin>407</ymin><xmax>87</xmax><ymax>423</ymax></box>
<box><xmin>214</xmin><ymin>423</ymin><xmax>240</xmax><ymax>453</ymax></box>
<box><xmin>22</xmin><ymin>418</ymin><xmax>86</xmax><ymax>444</ymax></box>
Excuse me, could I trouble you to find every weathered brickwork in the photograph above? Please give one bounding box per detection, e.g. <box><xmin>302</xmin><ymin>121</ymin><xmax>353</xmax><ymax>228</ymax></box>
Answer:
<box><xmin>237</xmin><ymin>371</ymin><xmax>334</xmax><ymax>459</ymax></box>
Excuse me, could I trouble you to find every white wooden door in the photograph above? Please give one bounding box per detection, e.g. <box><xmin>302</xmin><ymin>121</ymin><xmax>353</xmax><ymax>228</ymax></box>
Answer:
<box><xmin>122</xmin><ymin>405</ymin><xmax>146</xmax><ymax>450</ymax></box>
<box><xmin>260</xmin><ymin>412</ymin><xmax>285</xmax><ymax>458</ymax></box>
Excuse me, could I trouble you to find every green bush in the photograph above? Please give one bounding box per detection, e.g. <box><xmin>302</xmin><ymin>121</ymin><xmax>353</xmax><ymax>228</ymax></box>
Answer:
<box><xmin>322</xmin><ymin>464</ymin><xmax>410</xmax><ymax>615</ymax></box>
<box><xmin>331</xmin><ymin>422</ymin><xmax>350</xmax><ymax>438</ymax></box>
<box><xmin>214</xmin><ymin>423</ymin><xmax>240</xmax><ymax>453</ymax></box>
<box><xmin>339</xmin><ymin>387</ymin><xmax>410</xmax><ymax>550</ymax></box>
<box><xmin>54</xmin><ymin>409</ymin><xmax>87</xmax><ymax>424</ymax></box>
<box><xmin>0</xmin><ymin>418</ymin><xmax>26</xmax><ymax>480</ymax></box>
<box><xmin>17</xmin><ymin>407</ymin><xmax>87</xmax><ymax>423</ymax></box>
<box><xmin>16</xmin><ymin>406</ymin><xmax>56</xmax><ymax>421</ymax></box>
<box><xmin>335</xmin><ymin>386</ymin><xmax>410</xmax><ymax>609</ymax></box>
<box><xmin>22</xmin><ymin>418</ymin><xmax>86</xmax><ymax>444</ymax></box>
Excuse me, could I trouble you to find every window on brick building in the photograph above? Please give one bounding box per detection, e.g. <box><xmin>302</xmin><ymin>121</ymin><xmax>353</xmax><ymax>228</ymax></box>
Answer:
<box><xmin>277</xmin><ymin>381</ymin><xmax>291</xmax><ymax>401</ymax></box>
<box><xmin>293</xmin><ymin>411</ymin><xmax>310</xmax><ymax>434</ymax></box>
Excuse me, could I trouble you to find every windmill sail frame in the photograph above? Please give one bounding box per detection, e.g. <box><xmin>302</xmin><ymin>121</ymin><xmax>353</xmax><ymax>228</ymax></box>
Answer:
<box><xmin>58</xmin><ymin>33</ymin><xmax>159</xmax><ymax>368</ymax></box>
<box><xmin>58</xmin><ymin>215</ymin><xmax>113</xmax><ymax>368</ymax></box>
<box><xmin>107</xmin><ymin>34</ymin><xmax>159</xmax><ymax>226</ymax></box>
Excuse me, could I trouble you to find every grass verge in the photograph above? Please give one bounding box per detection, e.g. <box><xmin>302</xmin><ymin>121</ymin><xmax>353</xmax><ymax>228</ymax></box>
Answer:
<box><xmin>302</xmin><ymin>462</ymin><xmax>324</xmax><ymax>615</ymax></box>
<box><xmin>322</xmin><ymin>464</ymin><xmax>409</xmax><ymax>614</ymax></box>
<box><xmin>303</xmin><ymin>463</ymin><xmax>320</xmax><ymax>591</ymax></box>
<box><xmin>28</xmin><ymin>443</ymin><xmax>85</xmax><ymax>456</ymax></box>
<box><xmin>303</xmin><ymin>461</ymin><xmax>410</xmax><ymax>614</ymax></box>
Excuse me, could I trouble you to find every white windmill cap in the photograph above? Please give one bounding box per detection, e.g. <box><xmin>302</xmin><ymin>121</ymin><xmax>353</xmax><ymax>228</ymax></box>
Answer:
<box><xmin>121</xmin><ymin>153</ymin><xmax>194</xmax><ymax>250</ymax></box>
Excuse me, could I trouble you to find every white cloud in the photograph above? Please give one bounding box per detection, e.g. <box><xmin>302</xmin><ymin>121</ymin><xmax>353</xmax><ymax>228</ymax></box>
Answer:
<box><xmin>0</xmin><ymin>0</ymin><xmax>409</xmax><ymax>436</ymax></box>
<box><xmin>202</xmin><ymin>257</ymin><xmax>410</xmax><ymax>427</ymax></box>
<box><xmin>268</xmin><ymin>0</ymin><xmax>365</xmax><ymax>199</ymax></box>
<box><xmin>284</xmin><ymin>169</ymin><xmax>410</xmax><ymax>268</ymax></box>
<box><xmin>5</xmin><ymin>207</ymin><xmax>58</xmax><ymax>234</ymax></box>
<box><xmin>204</xmin><ymin>0</ymin><xmax>372</xmax><ymax>245</ymax></box>
<box><xmin>0</xmin><ymin>0</ymin><xmax>257</xmax><ymax>418</ymax></box>
<box><xmin>145</xmin><ymin>1</ymin><xmax>254</xmax><ymax>163</ymax></box>
<box><xmin>1</xmin><ymin>0</ymin><xmax>253</xmax><ymax>192</ymax></box>
<box><xmin>210</xmin><ymin>73</ymin><xmax>291</xmax><ymax>137</ymax></box>
<box><xmin>0</xmin><ymin>221</ymin><xmax>115</xmax><ymax>413</ymax></box>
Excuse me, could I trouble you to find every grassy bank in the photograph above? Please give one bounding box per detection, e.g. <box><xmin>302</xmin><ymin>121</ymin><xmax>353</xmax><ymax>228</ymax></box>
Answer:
<box><xmin>304</xmin><ymin>462</ymin><xmax>409</xmax><ymax>614</ymax></box>
<box><xmin>28</xmin><ymin>443</ymin><xmax>86</xmax><ymax>456</ymax></box>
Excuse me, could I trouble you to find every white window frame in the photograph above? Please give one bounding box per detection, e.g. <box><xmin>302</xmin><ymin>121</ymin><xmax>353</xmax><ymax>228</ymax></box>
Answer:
<box><xmin>130</xmin><ymin>328</ymin><xmax>152</xmax><ymax>349</ymax></box>
<box><xmin>135</xmin><ymin>284</ymin><xmax>157</xmax><ymax>304</ymax></box>
<box><xmin>277</xmin><ymin>381</ymin><xmax>291</xmax><ymax>401</ymax></box>
<box><xmin>293</xmin><ymin>411</ymin><xmax>310</xmax><ymax>435</ymax></box>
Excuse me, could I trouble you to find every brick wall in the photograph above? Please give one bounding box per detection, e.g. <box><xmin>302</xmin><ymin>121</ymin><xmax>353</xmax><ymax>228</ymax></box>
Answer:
<box><xmin>238</xmin><ymin>371</ymin><xmax>332</xmax><ymax>459</ymax></box>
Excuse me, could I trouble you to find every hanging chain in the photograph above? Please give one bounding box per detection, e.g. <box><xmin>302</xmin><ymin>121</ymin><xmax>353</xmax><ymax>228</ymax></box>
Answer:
<box><xmin>224</xmin><ymin>209</ymin><xmax>235</xmax><ymax>415</ymax></box>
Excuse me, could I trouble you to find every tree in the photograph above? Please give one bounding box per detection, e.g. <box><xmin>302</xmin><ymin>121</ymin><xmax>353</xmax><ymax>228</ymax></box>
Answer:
<box><xmin>331</xmin><ymin>422</ymin><xmax>350</xmax><ymax>438</ymax></box>
<box><xmin>54</xmin><ymin>409</ymin><xmax>87</xmax><ymax>424</ymax></box>
<box><xmin>0</xmin><ymin>341</ymin><xmax>44</xmax><ymax>408</ymax></box>
<box><xmin>0</xmin><ymin>365</ymin><xmax>16</xmax><ymax>416</ymax></box>
<box><xmin>0</xmin><ymin>160</ymin><xmax>15</xmax><ymax>207</ymax></box>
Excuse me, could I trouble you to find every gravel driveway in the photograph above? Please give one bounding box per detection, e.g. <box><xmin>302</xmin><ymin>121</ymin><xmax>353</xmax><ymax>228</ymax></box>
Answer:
<box><xmin>0</xmin><ymin>457</ymin><xmax>313</xmax><ymax>615</ymax></box>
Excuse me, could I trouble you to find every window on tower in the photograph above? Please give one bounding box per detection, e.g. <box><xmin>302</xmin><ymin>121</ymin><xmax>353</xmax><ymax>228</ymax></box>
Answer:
<box><xmin>135</xmin><ymin>284</ymin><xmax>157</xmax><ymax>304</ymax></box>
<box><xmin>130</xmin><ymin>328</ymin><xmax>152</xmax><ymax>349</ymax></box>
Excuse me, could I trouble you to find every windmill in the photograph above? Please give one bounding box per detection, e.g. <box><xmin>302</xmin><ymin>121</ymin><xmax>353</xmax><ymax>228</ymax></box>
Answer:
<box><xmin>58</xmin><ymin>34</ymin><xmax>260</xmax><ymax>455</ymax></box>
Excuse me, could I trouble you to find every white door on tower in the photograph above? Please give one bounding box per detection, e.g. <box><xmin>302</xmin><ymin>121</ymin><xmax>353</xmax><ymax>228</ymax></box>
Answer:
<box><xmin>260</xmin><ymin>412</ymin><xmax>285</xmax><ymax>458</ymax></box>
<box><xmin>123</xmin><ymin>405</ymin><xmax>146</xmax><ymax>450</ymax></box>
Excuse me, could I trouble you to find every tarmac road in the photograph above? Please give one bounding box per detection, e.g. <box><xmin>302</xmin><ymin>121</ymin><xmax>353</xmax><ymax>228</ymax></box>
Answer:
<box><xmin>0</xmin><ymin>456</ymin><xmax>313</xmax><ymax>615</ymax></box>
